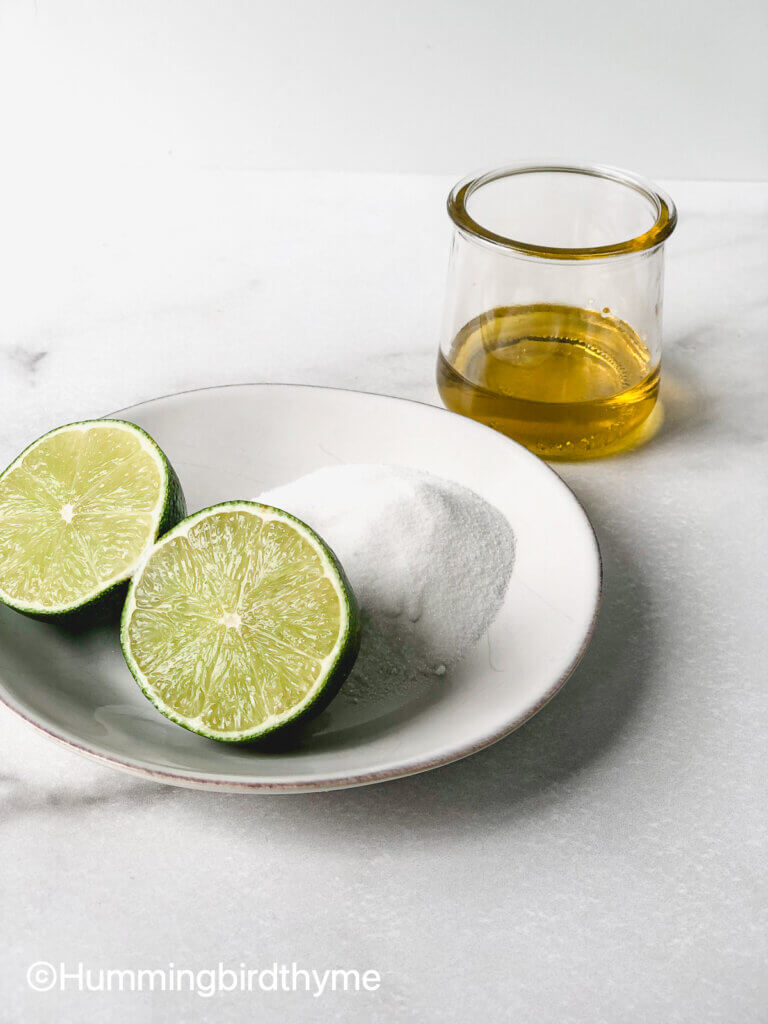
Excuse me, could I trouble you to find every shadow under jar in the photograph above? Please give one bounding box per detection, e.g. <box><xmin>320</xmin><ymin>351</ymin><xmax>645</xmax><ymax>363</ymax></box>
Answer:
<box><xmin>436</xmin><ymin>164</ymin><xmax>677</xmax><ymax>460</ymax></box>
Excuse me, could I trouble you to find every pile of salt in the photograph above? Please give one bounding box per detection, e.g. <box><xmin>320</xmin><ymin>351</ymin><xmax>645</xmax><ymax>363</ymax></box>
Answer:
<box><xmin>259</xmin><ymin>465</ymin><xmax>515</xmax><ymax>692</ymax></box>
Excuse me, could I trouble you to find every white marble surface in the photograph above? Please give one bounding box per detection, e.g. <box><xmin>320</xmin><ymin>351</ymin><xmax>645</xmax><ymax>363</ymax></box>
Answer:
<box><xmin>1</xmin><ymin>169</ymin><xmax>767</xmax><ymax>1022</ymax></box>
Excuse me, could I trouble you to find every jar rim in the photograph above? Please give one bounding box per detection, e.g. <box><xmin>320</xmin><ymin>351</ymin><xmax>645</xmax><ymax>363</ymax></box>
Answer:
<box><xmin>447</xmin><ymin>163</ymin><xmax>677</xmax><ymax>260</ymax></box>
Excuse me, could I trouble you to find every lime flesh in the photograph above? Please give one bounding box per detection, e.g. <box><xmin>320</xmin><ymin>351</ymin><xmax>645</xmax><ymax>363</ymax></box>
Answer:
<box><xmin>121</xmin><ymin>503</ymin><xmax>360</xmax><ymax>741</ymax></box>
<box><xmin>0</xmin><ymin>420</ymin><xmax>185</xmax><ymax>617</ymax></box>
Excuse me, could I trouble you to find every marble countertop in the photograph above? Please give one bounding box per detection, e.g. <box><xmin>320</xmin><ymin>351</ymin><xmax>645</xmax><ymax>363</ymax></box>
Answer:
<box><xmin>1</xmin><ymin>169</ymin><xmax>766</xmax><ymax>1023</ymax></box>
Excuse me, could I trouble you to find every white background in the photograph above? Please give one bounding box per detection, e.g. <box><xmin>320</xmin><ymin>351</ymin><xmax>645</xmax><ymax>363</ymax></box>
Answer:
<box><xmin>2</xmin><ymin>0</ymin><xmax>767</xmax><ymax>180</ymax></box>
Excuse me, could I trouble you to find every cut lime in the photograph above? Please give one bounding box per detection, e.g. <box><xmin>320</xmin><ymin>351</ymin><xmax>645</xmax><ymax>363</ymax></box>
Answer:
<box><xmin>120</xmin><ymin>502</ymin><xmax>360</xmax><ymax>742</ymax></box>
<box><xmin>0</xmin><ymin>419</ymin><xmax>185</xmax><ymax>619</ymax></box>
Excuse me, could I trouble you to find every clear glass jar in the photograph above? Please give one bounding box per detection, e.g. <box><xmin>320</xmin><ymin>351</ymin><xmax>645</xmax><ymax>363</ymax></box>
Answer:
<box><xmin>436</xmin><ymin>164</ymin><xmax>677</xmax><ymax>460</ymax></box>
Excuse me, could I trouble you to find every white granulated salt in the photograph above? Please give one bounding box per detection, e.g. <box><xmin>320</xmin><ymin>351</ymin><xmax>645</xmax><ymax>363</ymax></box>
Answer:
<box><xmin>259</xmin><ymin>466</ymin><xmax>515</xmax><ymax>700</ymax></box>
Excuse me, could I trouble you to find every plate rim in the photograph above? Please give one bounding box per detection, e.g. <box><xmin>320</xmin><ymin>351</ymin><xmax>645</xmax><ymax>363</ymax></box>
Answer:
<box><xmin>0</xmin><ymin>382</ymin><xmax>602</xmax><ymax>793</ymax></box>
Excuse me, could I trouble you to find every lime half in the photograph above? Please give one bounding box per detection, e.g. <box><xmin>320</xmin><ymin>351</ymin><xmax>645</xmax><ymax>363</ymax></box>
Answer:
<box><xmin>0</xmin><ymin>419</ymin><xmax>185</xmax><ymax>619</ymax></box>
<box><xmin>121</xmin><ymin>502</ymin><xmax>360</xmax><ymax>742</ymax></box>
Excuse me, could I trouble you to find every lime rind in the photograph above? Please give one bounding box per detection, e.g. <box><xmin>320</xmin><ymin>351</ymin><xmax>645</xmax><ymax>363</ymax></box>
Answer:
<box><xmin>0</xmin><ymin>419</ymin><xmax>186</xmax><ymax>620</ymax></box>
<box><xmin>120</xmin><ymin>501</ymin><xmax>360</xmax><ymax>743</ymax></box>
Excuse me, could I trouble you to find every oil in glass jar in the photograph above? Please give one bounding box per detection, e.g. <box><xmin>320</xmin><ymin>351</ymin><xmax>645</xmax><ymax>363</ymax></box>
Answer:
<box><xmin>437</xmin><ymin>303</ymin><xmax>659</xmax><ymax>460</ymax></box>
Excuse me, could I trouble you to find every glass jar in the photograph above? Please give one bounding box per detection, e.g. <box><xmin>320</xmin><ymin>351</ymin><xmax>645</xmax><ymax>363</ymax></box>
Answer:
<box><xmin>436</xmin><ymin>164</ymin><xmax>677</xmax><ymax>460</ymax></box>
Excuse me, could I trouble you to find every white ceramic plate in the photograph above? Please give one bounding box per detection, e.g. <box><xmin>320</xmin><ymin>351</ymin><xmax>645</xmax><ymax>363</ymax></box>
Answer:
<box><xmin>0</xmin><ymin>385</ymin><xmax>600</xmax><ymax>792</ymax></box>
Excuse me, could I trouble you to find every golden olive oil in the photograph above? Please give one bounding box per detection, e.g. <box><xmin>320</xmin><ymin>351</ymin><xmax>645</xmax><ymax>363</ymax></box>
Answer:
<box><xmin>437</xmin><ymin>303</ymin><xmax>659</xmax><ymax>459</ymax></box>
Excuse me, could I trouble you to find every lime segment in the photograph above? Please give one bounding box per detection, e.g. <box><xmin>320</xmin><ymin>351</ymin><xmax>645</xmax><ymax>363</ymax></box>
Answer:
<box><xmin>121</xmin><ymin>503</ymin><xmax>359</xmax><ymax>741</ymax></box>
